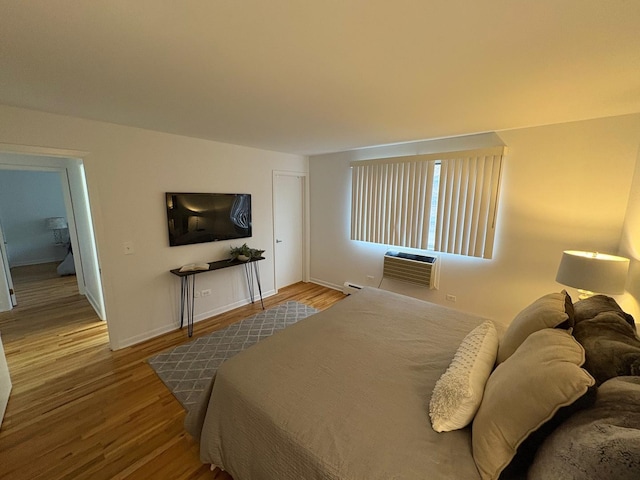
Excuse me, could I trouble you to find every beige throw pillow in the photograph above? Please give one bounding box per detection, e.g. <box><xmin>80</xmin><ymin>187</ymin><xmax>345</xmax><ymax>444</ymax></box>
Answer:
<box><xmin>472</xmin><ymin>328</ymin><xmax>595</xmax><ymax>480</ymax></box>
<box><xmin>429</xmin><ymin>320</ymin><xmax>499</xmax><ymax>432</ymax></box>
<box><xmin>497</xmin><ymin>291</ymin><xmax>572</xmax><ymax>364</ymax></box>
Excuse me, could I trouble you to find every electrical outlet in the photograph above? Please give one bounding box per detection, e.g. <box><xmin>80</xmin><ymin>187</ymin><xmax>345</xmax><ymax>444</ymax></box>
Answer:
<box><xmin>201</xmin><ymin>289</ymin><xmax>212</xmax><ymax>297</ymax></box>
<box><xmin>194</xmin><ymin>291</ymin><xmax>201</xmax><ymax>298</ymax></box>
<box><xmin>446</xmin><ymin>294</ymin><xmax>457</xmax><ymax>302</ymax></box>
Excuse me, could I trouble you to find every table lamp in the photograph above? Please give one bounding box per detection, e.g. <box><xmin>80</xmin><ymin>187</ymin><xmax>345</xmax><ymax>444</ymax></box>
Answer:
<box><xmin>555</xmin><ymin>250</ymin><xmax>630</xmax><ymax>299</ymax></box>
<box><xmin>46</xmin><ymin>217</ymin><xmax>68</xmax><ymax>245</ymax></box>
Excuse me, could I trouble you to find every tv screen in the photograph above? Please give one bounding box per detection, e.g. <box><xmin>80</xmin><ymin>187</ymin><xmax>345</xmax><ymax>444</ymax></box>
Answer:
<box><xmin>166</xmin><ymin>192</ymin><xmax>252</xmax><ymax>247</ymax></box>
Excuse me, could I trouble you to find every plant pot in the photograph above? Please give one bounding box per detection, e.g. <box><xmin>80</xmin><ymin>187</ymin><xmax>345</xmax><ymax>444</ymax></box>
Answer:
<box><xmin>237</xmin><ymin>255</ymin><xmax>250</xmax><ymax>262</ymax></box>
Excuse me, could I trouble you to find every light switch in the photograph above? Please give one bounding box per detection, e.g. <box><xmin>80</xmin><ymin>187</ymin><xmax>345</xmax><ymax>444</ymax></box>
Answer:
<box><xmin>123</xmin><ymin>241</ymin><xmax>134</xmax><ymax>255</ymax></box>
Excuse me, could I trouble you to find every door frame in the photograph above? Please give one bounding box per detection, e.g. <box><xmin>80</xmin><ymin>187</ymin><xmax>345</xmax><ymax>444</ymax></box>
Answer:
<box><xmin>272</xmin><ymin>170</ymin><xmax>310</xmax><ymax>292</ymax></box>
<box><xmin>0</xmin><ymin>143</ymin><xmax>107</xmax><ymax>323</ymax></box>
<box><xmin>0</xmin><ymin>164</ymin><xmax>87</xmax><ymax>296</ymax></box>
<box><xmin>0</xmin><ymin>220</ymin><xmax>15</xmax><ymax>308</ymax></box>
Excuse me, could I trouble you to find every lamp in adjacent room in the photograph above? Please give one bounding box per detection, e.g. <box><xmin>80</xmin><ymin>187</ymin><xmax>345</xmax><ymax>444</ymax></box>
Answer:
<box><xmin>556</xmin><ymin>250</ymin><xmax>630</xmax><ymax>299</ymax></box>
<box><xmin>46</xmin><ymin>217</ymin><xmax>68</xmax><ymax>245</ymax></box>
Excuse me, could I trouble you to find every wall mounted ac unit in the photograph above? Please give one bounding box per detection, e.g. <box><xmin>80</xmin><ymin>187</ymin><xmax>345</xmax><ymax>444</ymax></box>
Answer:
<box><xmin>383</xmin><ymin>250</ymin><xmax>438</xmax><ymax>289</ymax></box>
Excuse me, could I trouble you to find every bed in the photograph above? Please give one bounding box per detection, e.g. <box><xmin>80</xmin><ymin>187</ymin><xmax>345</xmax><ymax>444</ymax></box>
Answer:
<box><xmin>186</xmin><ymin>287</ymin><xmax>487</xmax><ymax>479</ymax></box>
<box><xmin>185</xmin><ymin>287</ymin><xmax>640</xmax><ymax>480</ymax></box>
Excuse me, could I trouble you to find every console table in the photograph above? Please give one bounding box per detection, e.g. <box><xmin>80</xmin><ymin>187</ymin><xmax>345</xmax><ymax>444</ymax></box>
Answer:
<box><xmin>170</xmin><ymin>256</ymin><xmax>264</xmax><ymax>337</ymax></box>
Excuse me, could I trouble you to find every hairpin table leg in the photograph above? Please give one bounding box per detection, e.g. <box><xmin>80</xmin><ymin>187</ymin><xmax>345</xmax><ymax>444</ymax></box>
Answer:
<box><xmin>243</xmin><ymin>261</ymin><xmax>264</xmax><ymax>309</ymax></box>
<box><xmin>180</xmin><ymin>274</ymin><xmax>196</xmax><ymax>337</ymax></box>
<box><xmin>253</xmin><ymin>261</ymin><xmax>264</xmax><ymax>309</ymax></box>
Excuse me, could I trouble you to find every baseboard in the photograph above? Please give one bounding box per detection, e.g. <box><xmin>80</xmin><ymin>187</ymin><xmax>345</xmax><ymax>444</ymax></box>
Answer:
<box><xmin>309</xmin><ymin>278</ymin><xmax>343</xmax><ymax>292</ymax></box>
<box><xmin>191</xmin><ymin>289</ymin><xmax>276</xmax><ymax>323</ymax></box>
<box><xmin>10</xmin><ymin>257</ymin><xmax>65</xmax><ymax>268</ymax></box>
<box><xmin>114</xmin><ymin>289</ymin><xmax>277</xmax><ymax>350</ymax></box>
<box><xmin>114</xmin><ymin>324</ymin><xmax>178</xmax><ymax>350</ymax></box>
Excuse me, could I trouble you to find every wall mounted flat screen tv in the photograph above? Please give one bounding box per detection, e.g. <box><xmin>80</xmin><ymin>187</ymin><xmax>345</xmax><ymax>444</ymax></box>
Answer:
<box><xmin>166</xmin><ymin>192</ymin><xmax>252</xmax><ymax>247</ymax></box>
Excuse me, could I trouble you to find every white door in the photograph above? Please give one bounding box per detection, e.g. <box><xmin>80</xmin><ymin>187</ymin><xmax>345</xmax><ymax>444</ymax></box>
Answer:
<box><xmin>274</xmin><ymin>173</ymin><xmax>304</xmax><ymax>289</ymax></box>
<box><xmin>65</xmin><ymin>164</ymin><xmax>106</xmax><ymax>320</ymax></box>
<box><xmin>0</xmin><ymin>221</ymin><xmax>16</xmax><ymax>310</ymax></box>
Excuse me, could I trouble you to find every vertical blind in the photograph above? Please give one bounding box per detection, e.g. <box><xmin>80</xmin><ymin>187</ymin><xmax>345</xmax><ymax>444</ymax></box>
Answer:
<box><xmin>350</xmin><ymin>146</ymin><xmax>506</xmax><ymax>259</ymax></box>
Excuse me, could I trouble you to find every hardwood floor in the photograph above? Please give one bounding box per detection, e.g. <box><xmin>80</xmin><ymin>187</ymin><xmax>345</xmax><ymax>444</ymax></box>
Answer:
<box><xmin>0</xmin><ymin>263</ymin><xmax>346</xmax><ymax>479</ymax></box>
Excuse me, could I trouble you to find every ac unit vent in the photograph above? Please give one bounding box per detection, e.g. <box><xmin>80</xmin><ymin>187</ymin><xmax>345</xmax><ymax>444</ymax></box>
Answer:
<box><xmin>383</xmin><ymin>251</ymin><xmax>437</xmax><ymax>288</ymax></box>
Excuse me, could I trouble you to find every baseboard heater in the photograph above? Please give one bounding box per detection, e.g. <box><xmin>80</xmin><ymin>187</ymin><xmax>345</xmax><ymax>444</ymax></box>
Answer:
<box><xmin>383</xmin><ymin>250</ymin><xmax>437</xmax><ymax>288</ymax></box>
<box><xmin>342</xmin><ymin>282</ymin><xmax>363</xmax><ymax>295</ymax></box>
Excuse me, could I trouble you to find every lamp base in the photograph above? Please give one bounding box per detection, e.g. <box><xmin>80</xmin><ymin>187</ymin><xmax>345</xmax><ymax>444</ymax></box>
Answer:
<box><xmin>577</xmin><ymin>289</ymin><xmax>595</xmax><ymax>300</ymax></box>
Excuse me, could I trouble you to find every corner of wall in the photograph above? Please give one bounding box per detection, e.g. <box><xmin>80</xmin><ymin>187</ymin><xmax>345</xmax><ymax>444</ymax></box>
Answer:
<box><xmin>619</xmin><ymin>139</ymin><xmax>640</xmax><ymax>320</ymax></box>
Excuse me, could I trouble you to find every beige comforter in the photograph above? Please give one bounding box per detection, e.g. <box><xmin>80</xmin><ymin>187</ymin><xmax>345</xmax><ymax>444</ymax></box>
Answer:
<box><xmin>186</xmin><ymin>287</ymin><xmax>487</xmax><ymax>479</ymax></box>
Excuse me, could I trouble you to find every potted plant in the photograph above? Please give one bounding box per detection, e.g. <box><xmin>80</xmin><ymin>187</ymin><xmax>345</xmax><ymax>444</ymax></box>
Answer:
<box><xmin>230</xmin><ymin>243</ymin><xmax>251</xmax><ymax>261</ymax></box>
<box><xmin>230</xmin><ymin>244</ymin><xmax>264</xmax><ymax>262</ymax></box>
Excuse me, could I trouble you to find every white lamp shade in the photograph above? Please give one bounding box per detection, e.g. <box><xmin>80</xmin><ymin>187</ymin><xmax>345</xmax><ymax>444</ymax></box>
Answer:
<box><xmin>46</xmin><ymin>217</ymin><xmax>67</xmax><ymax>230</ymax></box>
<box><xmin>556</xmin><ymin>250</ymin><xmax>630</xmax><ymax>295</ymax></box>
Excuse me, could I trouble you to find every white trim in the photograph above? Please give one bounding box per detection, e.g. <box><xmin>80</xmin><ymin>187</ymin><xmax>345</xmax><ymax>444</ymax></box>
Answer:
<box><xmin>8</xmin><ymin>257</ymin><xmax>67</xmax><ymax>268</ymax></box>
<box><xmin>0</xmin><ymin>142</ymin><xmax>89</xmax><ymax>160</ymax></box>
<box><xmin>0</xmin><ymin>220</ymin><xmax>15</xmax><ymax>310</ymax></box>
<box><xmin>309</xmin><ymin>278</ymin><xmax>343</xmax><ymax>292</ymax></box>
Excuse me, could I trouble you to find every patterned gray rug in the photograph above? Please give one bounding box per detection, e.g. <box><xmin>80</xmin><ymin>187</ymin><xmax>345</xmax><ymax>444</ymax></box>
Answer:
<box><xmin>147</xmin><ymin>301</ymin><xmax>318</xmax><ymax>412</ymax></box>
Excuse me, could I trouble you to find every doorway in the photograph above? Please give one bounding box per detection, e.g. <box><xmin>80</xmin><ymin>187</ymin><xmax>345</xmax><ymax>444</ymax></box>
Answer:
<box><xmin>0</xmin><ymin>169</ymin><xmax>70</xmax><ymax>308</ymax></box>
<box><xmin>0</xmin><ymin>149</ymin><xmax>106</xmax><ymax>323</ymax></box>
<box><xmin>273</xmin><ymin>171</ymin><xmax>308</xmax><ymax>290</ymax></box>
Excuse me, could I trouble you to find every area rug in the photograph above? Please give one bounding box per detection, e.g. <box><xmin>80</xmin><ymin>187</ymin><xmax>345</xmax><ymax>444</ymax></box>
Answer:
<box><xmin>147</xmin><ymin>301</ymin><xmax>318</xmax><ymax>412</ymax></box>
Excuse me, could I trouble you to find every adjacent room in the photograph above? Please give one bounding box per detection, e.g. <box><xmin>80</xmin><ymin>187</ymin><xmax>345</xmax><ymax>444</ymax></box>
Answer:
<box><xmin>0</xmin><ymin>167</ymin><xmax>80</xmax><ymax>312</ymax></box>
<box><xmin>0</xmin><ymin>1</ymin><xmax>639</xmax><ymax>479</ymax></box>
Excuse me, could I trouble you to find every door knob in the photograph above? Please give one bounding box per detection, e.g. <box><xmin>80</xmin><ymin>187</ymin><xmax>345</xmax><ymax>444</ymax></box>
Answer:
<box><xmin>276</xmin><ymin>239</ymin><xmax>283</xmax><ymax>243</ymax></box>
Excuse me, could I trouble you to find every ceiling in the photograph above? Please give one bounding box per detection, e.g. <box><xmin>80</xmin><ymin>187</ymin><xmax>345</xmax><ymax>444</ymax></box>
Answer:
<box><xmin>1</xmin><ymin>1</ymin><xmax>639</xmax><ymax>156</ymax></box>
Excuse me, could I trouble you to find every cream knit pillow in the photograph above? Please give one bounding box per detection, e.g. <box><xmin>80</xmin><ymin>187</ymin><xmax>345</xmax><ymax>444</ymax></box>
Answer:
<box><xmin>429</xmin><ymin>320</ymin><xmax>499</xmax><ymax>432</ymax></box>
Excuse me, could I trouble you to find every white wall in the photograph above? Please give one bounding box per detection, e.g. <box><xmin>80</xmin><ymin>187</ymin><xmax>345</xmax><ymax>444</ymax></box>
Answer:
<box><xmin>310</xmin><ymin>114</ymin><xmax>640</xmax><ymax>325</ymax></box>
<box><xmin>619</xmin><ymin>139</ymin><xmax>640</xmax><ymax>320</ymax></box>
<box><xmin>0</xmin><ymin>105</ymin><xmax>307</xmax><ymax>349</ymax></box>
<box><xmin>0</xmin><ymin>169</ymin><xmax>68</xmax><ymax>266</ymax></box>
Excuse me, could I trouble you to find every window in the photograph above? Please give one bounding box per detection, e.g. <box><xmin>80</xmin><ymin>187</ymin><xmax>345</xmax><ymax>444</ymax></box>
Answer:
<box><xmin>350</xmin><ymin>146</ymin><xmax>506</xmax><ymax>259</ymax></box>
<box><xmin>427</xmin><ymin>162</ymin><xmax>441</xmax><ymax>250</ymax></box>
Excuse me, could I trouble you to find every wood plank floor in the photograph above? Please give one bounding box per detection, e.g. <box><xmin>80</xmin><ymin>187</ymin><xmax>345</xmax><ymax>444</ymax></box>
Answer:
<box><xmin>0</xmin><ymin>263</ymin><xmax>346</xmax><ymax>479</ymax></box>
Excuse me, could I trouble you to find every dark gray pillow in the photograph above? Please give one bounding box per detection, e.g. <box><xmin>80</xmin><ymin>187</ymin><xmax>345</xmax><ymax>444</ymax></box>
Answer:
<box><xmin>529</xmin><ymin>376</ymin><xmax>640</xmax><ymax>480</ymax></box>
<box><xmin>573</xmin><ymin>294</ymin><xmax>635</xmax><ymax>328</ymax></box>
<box><xmin>499</xmin><ymin>387</ymin><xmax>597</xmax><ymax>479</ymax></box>
<box><xmin>573</xmin><ymin>311</ymin><xmax>640</xmax><ymax>385</ymax></box>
